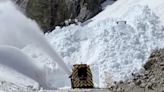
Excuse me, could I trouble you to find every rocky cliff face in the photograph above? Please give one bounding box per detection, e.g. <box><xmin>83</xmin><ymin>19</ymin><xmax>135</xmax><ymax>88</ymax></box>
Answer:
<box><xmin>13</xmin><ymin>0</ymin><xmax>105</xmax><ymax>32</ymax></box>
<box><xmin>12</xmin><ymin>0</ymin><xmax>29</xmax><ymax>12</ymax></box>
<box><xmin>108</xmin><ymin>48</ymin><xmax>164</xmax><ymax>92</ymax></box>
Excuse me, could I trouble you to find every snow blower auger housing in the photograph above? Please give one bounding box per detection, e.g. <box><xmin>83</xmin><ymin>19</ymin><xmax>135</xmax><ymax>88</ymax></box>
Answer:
<box><xmin>69</xmin><ymin>63</ymin><xmax>94</xmax><ymax>89</ymax></box>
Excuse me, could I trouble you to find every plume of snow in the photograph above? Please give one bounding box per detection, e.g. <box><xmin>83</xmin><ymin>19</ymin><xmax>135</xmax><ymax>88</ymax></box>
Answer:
<box><xmin>0</xmin><ymin>1</ymin><xmax>71</xmax><ymax>89</ymax></box>
<box><xmin>0</xmin><ymin>46</ymin><xmax>49</xmax><ymax>89</ymax></box>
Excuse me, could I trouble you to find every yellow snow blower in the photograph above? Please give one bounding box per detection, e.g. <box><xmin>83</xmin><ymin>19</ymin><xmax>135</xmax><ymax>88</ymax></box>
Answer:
<box><xmin>69</xmin><ymin>63</ymin><xmax>94</xmax><ymax>88</ymax></box>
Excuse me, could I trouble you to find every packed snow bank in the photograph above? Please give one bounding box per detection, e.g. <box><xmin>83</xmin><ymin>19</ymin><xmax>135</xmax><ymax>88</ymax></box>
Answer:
<box><xmin>88</xmin><ymin>0</ymin><xmax>164</xmax><ymax>26</ymax></box>
<box><xmin>0</xmin><ymin>64</ymin><xmax>38</xmax><ymax>89</ymax></box>
<box><xmin>26</xmin><ymin>5</ymin><xmax>164</xmax><ymax>88</ymax></box>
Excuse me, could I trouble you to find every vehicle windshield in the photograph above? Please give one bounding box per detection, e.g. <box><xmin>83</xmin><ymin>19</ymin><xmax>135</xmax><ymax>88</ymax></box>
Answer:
<box><xmin>78</xmin><ymin>67</ymin><xmax>87</xmax><ymax>80</ymax></box>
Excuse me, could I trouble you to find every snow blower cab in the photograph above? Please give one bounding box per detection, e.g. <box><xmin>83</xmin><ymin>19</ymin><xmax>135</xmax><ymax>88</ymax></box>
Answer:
<box><xmin>69</xmin><ymin>63</ymin><xmax>94</xmax><ymax>88</ymax></box>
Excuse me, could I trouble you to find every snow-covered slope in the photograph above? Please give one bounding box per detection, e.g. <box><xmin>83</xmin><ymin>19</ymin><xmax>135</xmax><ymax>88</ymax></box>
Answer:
<box><xmin>89</xmin><ymin>0</ymin><xmax>164</xmax><ymax>26</ymax></box>
<box><xmin>22</xmin><ymin>4</ymin><xmax>164</xmax><ymax>88</ymax></box>
<box><xmin>101</xmin><ymin>0</ymin><xmax>116</xmax><ymax>10</ymax></box>
<box><xmin>0</xmin><ymin>0</ymin><xmax>164</xmax><ymax>90</ymax></box>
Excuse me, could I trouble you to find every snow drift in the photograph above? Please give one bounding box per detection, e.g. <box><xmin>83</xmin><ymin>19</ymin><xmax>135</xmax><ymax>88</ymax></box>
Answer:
<box><xmin>23</xmin><ymin>5</ymin><xmax>164</xmax><ymax>87</ymax></box>
<box><xmin>89</xmin><ymin>0</ymin><xmax>164</xmax><ymax>26</ymax></box>
<box><xmin>0</xmin><ymin>0</ymin><xmax>163</xmax><ymax>89</ymax></box>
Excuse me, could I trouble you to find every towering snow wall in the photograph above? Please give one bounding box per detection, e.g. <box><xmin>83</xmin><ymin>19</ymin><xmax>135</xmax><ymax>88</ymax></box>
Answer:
<box><xmin>23</xmin><ymin>5</ymin><xmax>164</xmax><ymax>87</ymax></box>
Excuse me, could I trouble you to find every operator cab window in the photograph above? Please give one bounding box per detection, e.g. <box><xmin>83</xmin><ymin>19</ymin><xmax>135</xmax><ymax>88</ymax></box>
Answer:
<box><xmin>78</xmin><ymin>67</ymin><xmax>87</xmax><ymax>80</ymax></box>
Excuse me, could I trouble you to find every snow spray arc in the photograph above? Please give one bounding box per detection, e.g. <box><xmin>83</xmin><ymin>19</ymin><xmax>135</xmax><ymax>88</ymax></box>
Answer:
<box><xmin>0</xmin><ymin>1</ymin><xmax>71</xmax><ymax>89</ymax></box>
